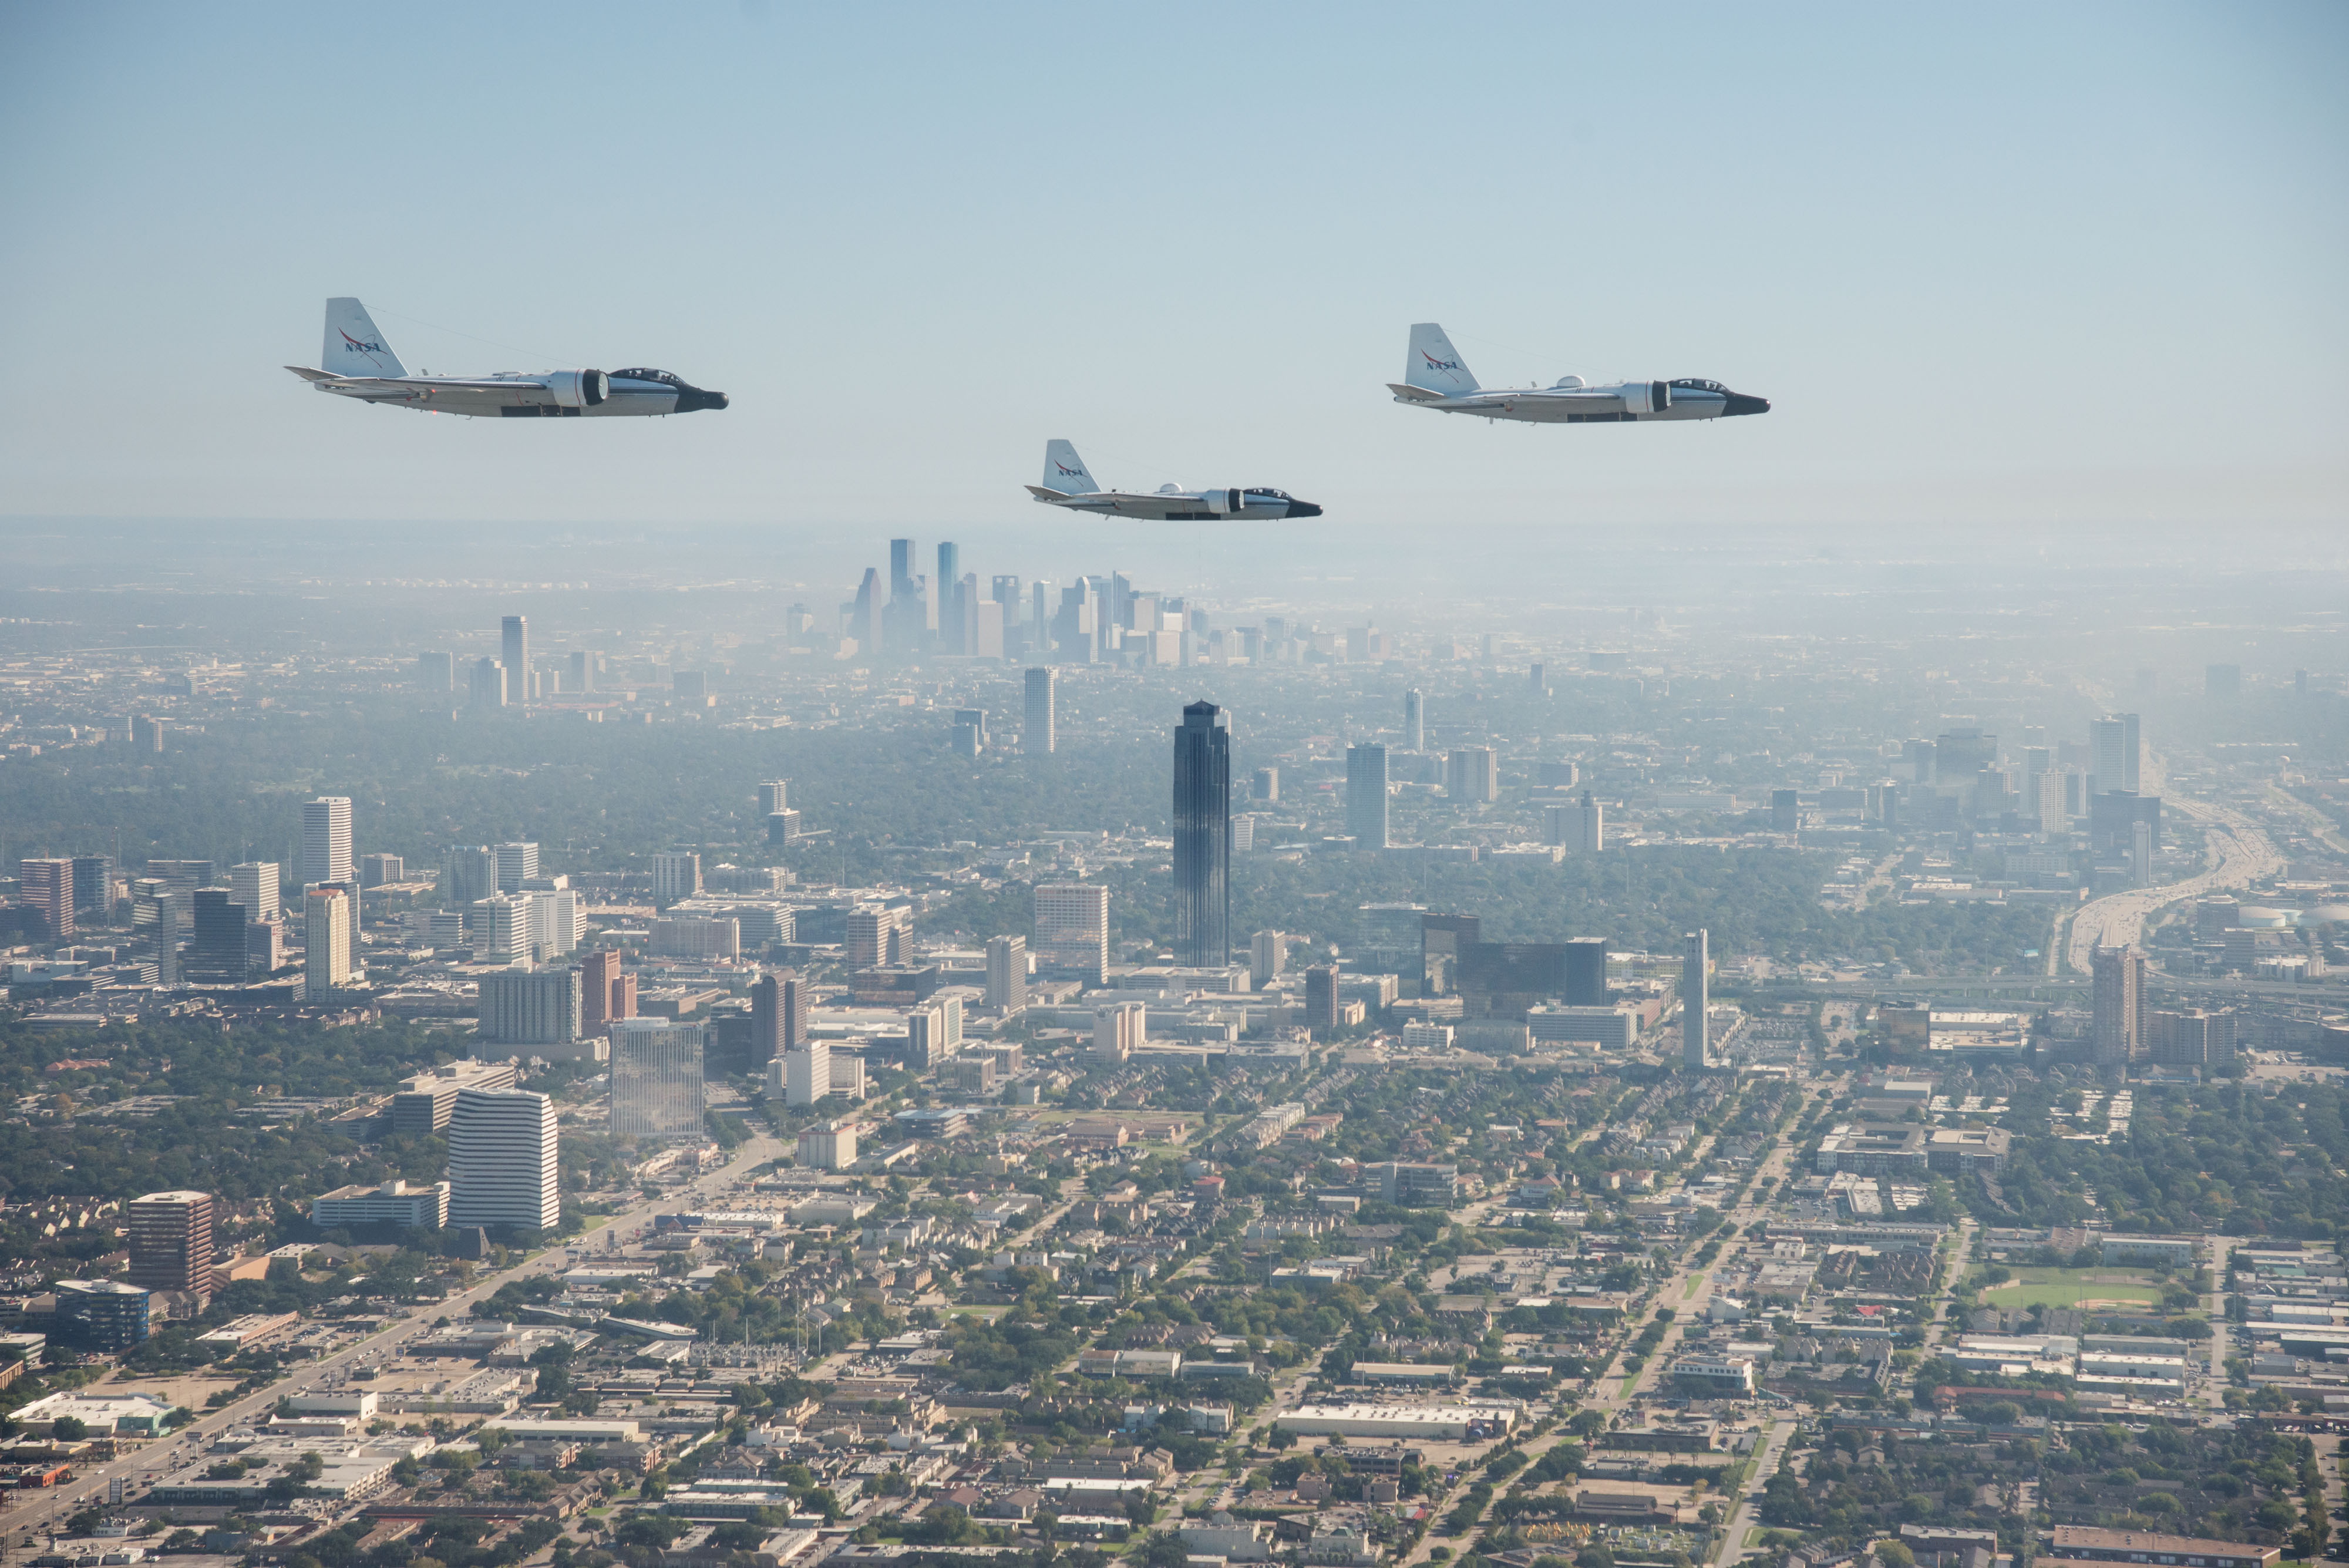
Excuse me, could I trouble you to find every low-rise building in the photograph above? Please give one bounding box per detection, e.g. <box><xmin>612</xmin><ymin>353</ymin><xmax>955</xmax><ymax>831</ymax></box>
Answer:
<box><xmin>1814</xmin><ymin>1123</ymin><xmax>1929</xmax><ymax>1177</ymax></box>
<box><xmin>2040</xmin><ymin>1526</ymin><xmax>2279</xmax><ymax>1568</ymax></box>
<box><xmin>311</xmin><ymin>1179</ymin><xmax>450</xmax><ymax>1229</ymax></box>
<box><xmin>1274</xmin><ymin>1402</ymin><xmax>1517</xmax><ymax>1439</ymax></box>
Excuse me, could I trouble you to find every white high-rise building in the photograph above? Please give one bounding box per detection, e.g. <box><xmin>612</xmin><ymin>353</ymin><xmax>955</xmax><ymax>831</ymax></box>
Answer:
<box><xmin>1545</xmin><ymin>791</ymin><xmax>1605</xmax><ymax>853</ymax></box>
<box><xmin>301</xmin><ymin>796</ymin><xmax>354</xmax><ymax>887</ymax></box>
<box><xmin>757</xmin><ymin>781</ymin><xmax>788</xmax><ymax>817</ymax></box>
<box><xmin>781</xmin><ymin>1039</ymin><xmax>831</xmax><ymax>1107</ymax></box>
<box><xmin>476</xmin><ymin>894</ymin><xmax>533</xmax><ymax>961</ymax></box>
<box><xmin>494</xmin><ymin>842</ymin><xmax>541</xmax><ymax>892</ymax></box>
<box><xmin>305</xmin><ymin>887</ymin><xmax>356</xmax><ymax>992</ymax></box>
<box><xmin>1095</xmin><ymin>1000</ymin><xmax>1145</xmax><ymax>1064</ymax></box>
<box><xmin>2132</xmin><ymin>819</ymin><xmax>2153</xmax><ymax>886</ymax></box>
<box><xmin>447</xmin><ymin>1088</ymin><xmax>559</xmax><ymax>1231</ymax></box>
<box><xmin>985</xmin><ymin>934</ymin><xmax>1028</xmax><ymax>1012</ymax></box>
<box><xmin>1681</xmin><ymin>929</ymin><xmax>1709</xmax><ymax>1069</ymax></box>
<box><xmin>536</xmin><ymin>889</ymin><xmax>585</xmax><ymax>957</ymax></box>
<box><xmin>1024</xmin><ymin>667</ymin><xmax>1056</xmax><ymax>755</ymax></box>
<box><xmin>1250</xmin><ymin>930</ymin><xmax>1287</xmax><ymax>987</ymax></box>
<box><xmin>610</xmin><ymin>1020</ymin><xmax>705</xmax><ymax>1139</ymax></box>
<box><xmin>1035</xmin><ymin>882</ymin><xmax>1109</xmax><ymax>983</ymax></box>
<box><xmin>230</xmin><ymin>861</ymin><xmax>281</xmax><ymax>924</ymax></box>
<box><xmin>651</xmin><ymin>852</ymin><xmax>702</xmax><ymax>903</ymax></box>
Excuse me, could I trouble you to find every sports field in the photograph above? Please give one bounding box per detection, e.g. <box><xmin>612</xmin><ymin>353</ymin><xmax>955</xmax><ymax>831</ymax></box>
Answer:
<box><xmin>1980</xmin><ymin>1266</ymin><xmax>2164</xmax><ymax>1310</ymax></box>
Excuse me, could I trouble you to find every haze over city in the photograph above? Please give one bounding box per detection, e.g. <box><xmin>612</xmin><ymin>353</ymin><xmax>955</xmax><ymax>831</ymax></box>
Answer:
<box><xmin>2</xmin><ymin>12</ymin><xmax>2347</xmax><ymax>1568</ymax></box>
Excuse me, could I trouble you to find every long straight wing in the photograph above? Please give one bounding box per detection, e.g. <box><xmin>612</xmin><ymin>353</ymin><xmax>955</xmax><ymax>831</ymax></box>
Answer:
<box><xmin>288</xmin><ymin>369</ymin><xmax>553</xmax><ymax>393</ymax></box>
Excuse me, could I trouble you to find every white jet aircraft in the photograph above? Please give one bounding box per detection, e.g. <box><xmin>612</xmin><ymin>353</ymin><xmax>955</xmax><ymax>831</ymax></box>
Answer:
<box><xmin>1388</xmin><ymin>322</ymin><xmax>1768</xmax><ymax>424</ymax></box>
<box><xmin>1025</xmin><ymin>440</ymin><xmax>1321</xmax><ymax>520</ymax></box>
<box><xmin>285</xmin><ymin>298</ymin><xmax>728</xmax><ymax>418</ymax></box>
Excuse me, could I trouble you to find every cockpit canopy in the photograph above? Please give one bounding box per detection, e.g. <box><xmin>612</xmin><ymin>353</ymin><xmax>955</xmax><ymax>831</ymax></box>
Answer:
<box><xmin>1670</xmin><ymin>378</ymin><xmax>1728</xmax><ymax>393</ymax></box>
<box><xmin>610</xmin><ymin>368</ymin><xmax>689</xmax><ymax>388</ymax></box>
<box><xmin>1243</xmin><ymin>487</ymin><xmax>1293</xmax><ymax>500</ymax></box>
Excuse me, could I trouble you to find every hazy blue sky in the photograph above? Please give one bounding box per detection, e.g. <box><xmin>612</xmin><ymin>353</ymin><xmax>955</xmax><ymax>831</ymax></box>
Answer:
<box><xmin>2</xmin><ymin>2</ymin><xmax>2343</xmax><ymax>532</ymax></box>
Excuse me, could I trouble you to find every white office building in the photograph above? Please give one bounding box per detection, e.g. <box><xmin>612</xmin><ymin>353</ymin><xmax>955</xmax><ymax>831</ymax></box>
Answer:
<box><xmin>301</xmin><ymin>796</ymin><xmax>354</xmax><ymax>887</ymax></box>
<box><xmin>494</xmin><ymin>842</ymin><xmax>541</xmax><ymax>892</ymax></box>
<box><xmin>779</xmin><ymin>1039</ymin><xmax>831</xmax><ymax>1107</ymax></box>
<box><xmin>1682</xmin><ymin>929</ymin><xmax>1709</xmax><ymax>1068</ymax></box>
<box><xmin>311</xmin><ymin>1179</ymin><xmax>450</xmax><ymax>1230</ymax></box>
<box><xmin>1035</xmin><ymin>882</ymin><xmax>1109</xmax><ymax>983</ymax></box>
<box><xmin>230</xmin><ymin>862</ymin><xmax>281</xmax><ymax>924</ymax></box>
<box><xmin>985</xmin><ymin>934</ymin><xmax>1028</xmax><ymax>1011</ymax></box>
<box><xmin>651</xmin><ymin>852</ymin><xmax>702</xmax><ymax>903</ymax></box>
<box><xmin>305</xmin><ymin>887</ymin><xmax>356</xmax><ymax>992</ymax></box>
<box><xmin>1095</xmin><ymin>1000</ymin><xmax>1145</xmax><ymax>1064</ymax></box>
<box><xmin>610</xmin><ymin>1020</ymin><xmax>705</xmax><ymax>1140</ymax></box>
<box><xmin>478</xmin><ymin>967</ymin><xmax>583</xmax><ymax>1047</ymax></box>
<box><xmin>447</xmin><ymin>1089</ymin><xmax>559</xmax><ymax>1231</ymax></box>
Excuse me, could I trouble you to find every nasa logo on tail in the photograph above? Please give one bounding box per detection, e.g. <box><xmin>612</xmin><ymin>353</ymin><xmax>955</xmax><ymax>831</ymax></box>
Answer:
<box><xmin>1054</xmin><ymin>458</ymin><xmax>1086</xmax><ymax>479</ymax></box>
<box><xmin>1421</xmin><ymin>349</ymin><xmax>1465</xmax><ymax>376</ymax></box>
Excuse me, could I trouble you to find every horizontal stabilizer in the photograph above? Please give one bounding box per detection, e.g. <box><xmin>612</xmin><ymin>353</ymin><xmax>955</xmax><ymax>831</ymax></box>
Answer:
<box><xmin>1025</xmin><ymin>484</ymin><xmax>1086</xmax><ymax>503</ymax></box>
<box><xmin>285</xmin><ymin>365</ymin><xmax>335</xmax><ymax>382</ymax></box>
<box><xmin>1387</xmin><ymin>382</ymin><xmax>1447</xmax><ymax>403</ymax></box>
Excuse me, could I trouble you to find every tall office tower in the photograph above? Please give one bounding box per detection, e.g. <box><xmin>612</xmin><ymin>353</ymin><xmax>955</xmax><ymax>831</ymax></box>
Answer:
<box><xmin>1023</xmin><ymin>668</ymin><xmax>1056</xmax><ymax>755</ymax></box>
<box><xmin>2034</xmin><ymin>770</ymin><xmax>2068</xmax><ymax>839</ymax></box>
<box><xmin>471</xmin><ymin>657</ymin><xmax>507</xmax><ymax>708</ymax></box>
<box><xmin>126</xmin><ymin>1191</ymin><xmax>214</xmax><ymax>1297</ymax></box>
<box><xmin>899</xmin><ymin>1001</ymin><xmax>948</xmax><ymax>1068</ymax></box>
<box><xmin>1770</xmin><ymin>790</ymin><xmax>1800</xmax><ymax>833</ymax></box>
<box><xmin>2131</xmin><ymin>820</ymin><xmax>2153</xmax><ymax>887</ymax></box>
<box><xmin>1681</xmin><ymin>930</ymin><xmax>1709</xmax><ymax>1068</ymax></box>
<box><xmin>501</xmin><ymin>615</ymin><xmax>530</xmax><ymax>701</ymax></box>
<box><xmin>301</xmin><ymin>796</ymin><xmax>354</xmax><ymax>887</ymax></box>
<box><xmin>1563</xmin><ymin>936</ymin><xmax>1610</xmax><ymax>1007</ymax></box>
<box><xmin>1172</xmin><ymin>700</ymin><xmax>1232</xmax><ymax>966</ymax></box>
<box><xmin>610</xmin><ymin>1020</ymin><xmax>706</xmax><ymax>1139</ymax></box>
<box><xmin>1029</xmin><ymin>580</ymin><xmax>1052</xmax><ymax>652</ymax></box>
<box><xmin>189</xmin><ymin>890</ymin><xmax>248</xmax><ymax>981</ymax></box>
<box><xmin>1250</xmin><ymin>930</ymin><xmax>1287</xmax><ymax>987</ymax></box>
<box><xmin>2088</xmin><ymin>715</ymin><xmax>2138</xmax><ymax>797</ymax></box>
<box><xmin>971</xmin><ymin>590</ymin><xmax>1004</xmax><ymax>659</ymax></box>
<box><xmin>783</xmin><ymin>1037</ymin><xmax>832</xmax><ymax>1106</ymax></box>
<box><xmin>757</xmin><ymin>780</ymin><xmax>789</xmax><ymax>817</ymax></box>
<box><xmin>1403</xmin><ymin>689</ymin><xmax>1425</xmax><ymax>752</ymax></box>
<box><xmin>305</xmin><ymin>887</ymin><xmax>356</xmax><ymax>992</ymax></box>
<box><xmin>1545</xmin><ymin>792</ymin><xmax>1605</xmax><ymax>852</ymax></box>
<box><xmin>1035</xmin><ymin>882</ymin><xmax>1109</xmax><ymax>984</ymax></box>
<box><xmin>361</xmin><ymin>853</ymin><xmax>403</xmax><ymax>888</ymax></box>
<box><xmin>850</xmin><ymin>567</ymin><xmax>881</xmax><ymax>652</ymax></box>
<box><xmin>751</xmin><ymin>969</ymin><xmax>805</xmax><ymax>1064</ymax></box>
<box><xmin>477</xmin><ymin>967</ymin><xmax>584</xmax><ymax>1048</ymax></box>
<box><xmin>17</xmin><ymin>859</ymin><xmax>73</xmax><ymax>941</ymax></box>
<box><xmin>1304</xmin><ymin>964</ymin><xmax>1339</xmax><ymax>1036</ymax></box>
<box><xmin>985</xmin><ymin>934</ymin><xmax>1028</xmax><ymax>1011</ymax></box>
<box><xmin>567</xmin><ymin>650</ymin><xmax>596</xmax><ymax>692</ymax></box>
<box><xmin>936</xmin><ymin>543</ymin><xmax>962</xmax><ymax>645</ymax></box>
<box><xmin>2091</xmin><ymin>944</ymin><xmax>2144</xmax><ymax>1064</ymax></box>
<box><xmin>1344</xmin><ymin>744</ymin><xmax>1390</xmax><ymax>849</ymax></box>
<box><xmin>447</xmin><ymin>1088</ymin><xmax>560</xmax><ymax>1231</ymax></box>
<box><xmin>650</xmin><ymin>850</ymin><xmax>702</xmax><ymax>903</ymax></box>
<box><xmin>1093</xmin><ymin>1000</ymin><xmax>1144</xmax><ymax>1064</ymax></box>
<box><xmin>476</xmin><ymin>893</ymin><xmax>531</xmax><ymax>961</ymax></box>
<box><xmin>442</xmin><ymin>846</ymin><xmax>496</xmax><ymax>907</ymax></box>
<box><xmin>1252</xmin><ymin>766</ymin><xmax>1279</xmax><ymax>802</ymax></box>
<box><xmin>494</xmin><ymin>842</ymin><xmax>540</xmax><ymax>892</ymax></box>
<box><xmin>579</xmin><ymin>948</ymin><xmax>622</xmax><ymax>1032</ymax></box>
<box><xmin>1446</xmin><ymin>747</ymin><xmax>1499</xmax><ymax>803</ymax></box>
<box><xmin>70</xmin><ymin>853</ymin><xmax>114</xmax><ymax>917</ymax></box>
<box><xmin>416</xmin><ymin>651</ymin><xmax>455</xmax><ymax>692</ymax></box>
<box><xmin>845</xmin><ymin>906</ymin><xmax>906</xmax><ymax>967</ymax></box>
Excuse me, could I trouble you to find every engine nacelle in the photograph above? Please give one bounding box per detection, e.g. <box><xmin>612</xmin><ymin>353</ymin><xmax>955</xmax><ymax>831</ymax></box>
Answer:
<box><xmin>1619</xmin><ymin>380</ymin><xmax>1671</xmax><ymax>415</ymax></box>
<box><xmin>1204</xmin><ymin>488</ymin><xmax>1241</xmax><ymax>514</ymax></box>
<box><xmin>547</xmin><ymin>369</ymin><xmax>610</xmax><ymax>408</ymax></box>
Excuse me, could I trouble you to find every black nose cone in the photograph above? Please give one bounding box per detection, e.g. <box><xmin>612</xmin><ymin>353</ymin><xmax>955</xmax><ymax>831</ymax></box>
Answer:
<box><xmin>1724</xmin><ymin>392</ymin><xmax>1770</xmax><ymax>416</ymax></box>
<box><xmin>677</xmin><ymin>388</ymin><xmax>729</xmax><ymax>413</ymax></box>
<box><xmin>1287</xmin><ymin>500</ymin><xmax>1323</xmax><ymax>518</ymax></box>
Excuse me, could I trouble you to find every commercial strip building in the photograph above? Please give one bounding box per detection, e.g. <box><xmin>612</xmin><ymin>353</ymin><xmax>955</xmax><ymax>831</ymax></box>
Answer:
<box><xmin>1274</xmin><ymin>1403</ymin><xmax>1520</xmax><ymax>1441</ymax></box>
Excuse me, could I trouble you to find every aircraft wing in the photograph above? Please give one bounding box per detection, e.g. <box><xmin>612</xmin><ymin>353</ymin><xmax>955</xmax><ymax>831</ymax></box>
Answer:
<box><xmin>287</xmin><ymin>368</ymin><xmax>556</xmax><ymax>394</ymax></box>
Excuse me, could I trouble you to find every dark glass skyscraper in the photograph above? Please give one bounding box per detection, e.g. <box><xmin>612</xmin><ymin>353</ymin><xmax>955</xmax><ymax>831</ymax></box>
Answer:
<box><xmin>1345</xmin><ymin>743</ymin><xmax>1389</xmax><ymax>849</ymax></box>
<box><xmin>1172</xmin><ymin>700</ymin><xmax>1231</xmax><ymax>966</ymax></box>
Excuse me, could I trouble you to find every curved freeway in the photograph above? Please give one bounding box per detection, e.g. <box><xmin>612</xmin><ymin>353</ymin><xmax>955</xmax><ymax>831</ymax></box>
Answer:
<box><xmin>2064</xmin><ymin>796</ymin><xmax>2281</xmax><ymax>975</ymax></box>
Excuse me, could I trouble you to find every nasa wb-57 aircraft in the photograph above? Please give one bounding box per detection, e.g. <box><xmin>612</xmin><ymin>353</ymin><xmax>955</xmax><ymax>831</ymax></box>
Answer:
<box><xmin>1388</xmin><ymin>322</ymin><xmax>1768</xmax><ymax>425</ymax></box>
<box><xmin>1025</xmin><ymin>440</ymin><xmax>1321</xmax><ymax>520</ymax></box>
<box><xmin>285</xmin><ymin>298</ymin><xmax>728</xmax><ymax>418</ymax></box>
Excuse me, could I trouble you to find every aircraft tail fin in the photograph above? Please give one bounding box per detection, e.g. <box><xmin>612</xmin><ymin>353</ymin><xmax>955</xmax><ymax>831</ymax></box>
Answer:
<box><xmin>1405</xmin><ymin>322</ymin><xmax>1476</xmax><ymax>393</ymax></box>
<box><xmin>1039</xmin><ymin>439</ymin><xmax>1099</xmax><ymax>495</ymax></box>
<box><xmin>322</xmin><ymin>297</ymin><xmax>407</xmax><ymax>378</ymax></box>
